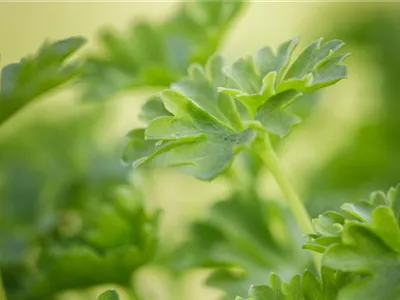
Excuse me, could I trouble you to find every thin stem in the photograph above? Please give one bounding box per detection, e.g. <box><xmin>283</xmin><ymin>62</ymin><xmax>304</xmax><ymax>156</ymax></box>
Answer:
<box><xmin>256</xmin><ymin>134</ymin><xmax>320</xmax><ymax>270</ymax></box>
<box><xmin>0</xmin><ymin>269</ymin><xmax>7</xmax><ymax>300</ymax></box>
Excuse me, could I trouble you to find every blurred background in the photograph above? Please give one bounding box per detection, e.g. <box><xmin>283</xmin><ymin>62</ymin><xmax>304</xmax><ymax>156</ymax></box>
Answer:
<box><xmin>0</xmin><ymin>1</ymin><xmax>399</xmax><ymax>300</ymax></box>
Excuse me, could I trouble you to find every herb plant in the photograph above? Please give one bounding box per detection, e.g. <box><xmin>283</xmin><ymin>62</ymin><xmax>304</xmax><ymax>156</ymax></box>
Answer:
<box><xmin>122</xmin><ymin>35</ymin><xmax>349</xmax><ymax>266</ymax></box>
<box><xmin>0</xmin><ymin>1</ymin><xmax>399</xmax><ymax>300</ymax></box>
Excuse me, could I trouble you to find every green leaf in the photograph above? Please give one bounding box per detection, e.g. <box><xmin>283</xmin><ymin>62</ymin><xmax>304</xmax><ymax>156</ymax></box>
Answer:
<box><xmin>139</xmin><ymin>95</ymin><xmax>172</xmax><ymax>124</ymax></box>
<box><xmin>237</xmin><ymin>268</ymin><xmax>351</xmax><ymax>300</ymax></box>
<box><xmin>323</xmin><ymin>224</ymin><xmax>400</xmax><ymax>300</ymax></box>
<box><xmin>125</xmin><ymin>36</ymin><xmax>348</xmax><ymax>180</ymax></box>
<box><xmin>0</xmin><ymin>36</ymin><xmax>86</xmax><ymax>125</ymax></box>
<box><xmin>81</xmin><ymin>0</ymin><xmax>246</xmax><ymax>101</ymax></box>
<box><xmin>98</xmin><ymin>290</ymin><xmax>120</xmax><ymax>300</ymax></box>
<box><xmin>172</xmin><ymin>55</ymin><xmax>244</xmax><ymax>131</ymax></box>
<box><xmin>125</xmin><ymin>80</ymin><xmax>255</xmax><ymax>180</ymax></box>
<box><xmin>121</xmin><ymin>128</ymin><xmax>198</xmax><ymax>169</ymax></box>
<box><xmin>220</xmin><ymin>36</ymin><xmax>348</xmax><ymax>120</ymax></box>
<box><xmin>0</xmin><ymin>107</ymin><xmax>157</xmax><ymax>299</ymax></box>
<box><xmin>254</xmin><ymin>36</ymin><xmax>299</xmax><ymax>85</ymax></box>
<box><xmin>254</xmin><ymin>90</ymin><xmax>302</xmax><ymax>137</ymax></box>
<box><xmin>173</xmin><ymin>192</ymin><xmax>308</xmax><ymax>299</ymax></box>
<box><xmin>279</xmin><ymin>39</ymin><xmax>348</xmax><ymax>92</ymax></box>
<box><xmin>28</xmin><ymin>186</ymin><xmax>159</xmax><ymax>297</ymax></box>
<box><xmin>307</xmin><ymin>184</ymin><xmax>400</xmax><ymax>300</ymax></box>
<box><xmin>303</xmin><ymin>211</ymin><xmax>344</xmax><ymax>253</ymax></box>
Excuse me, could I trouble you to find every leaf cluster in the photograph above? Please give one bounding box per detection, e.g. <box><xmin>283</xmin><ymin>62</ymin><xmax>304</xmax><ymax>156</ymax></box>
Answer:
<box><xmin>123</xmin><ymin>36</ymin><xmax>349</xmax><ymax>180</ymax></box>
<box><xmin>237</xmin><ymin>184</ymin><xmax>400</xmax><ymax>300</ymax></box>
<box><xmin>81</xmin><ymin>0</ymin><xmax>246</xmax><ymax>100</ymax></box>
<box><xmin>98</xmin><ymin>289</ymin><xmax>120</xmax><ymax>300</ymax></box>
<box><xmin>31</xmin><ymin>186</ymin><xmax>159</xmax><ymax>298</ymax></box>
<box><xmin>236</xmin><ymin>268</ymin><xmax>353</xmax><ymax>300</ymax></box>
<box><xmin>0</xmin><ymin>111</ymin><xmax>158</xmax><ymax>299</ymax></box>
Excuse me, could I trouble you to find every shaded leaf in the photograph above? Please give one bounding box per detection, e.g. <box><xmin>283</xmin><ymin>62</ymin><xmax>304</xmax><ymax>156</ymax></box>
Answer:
<box><xmin>98</xmin><ymin>290</ymin><xmax>120</xmax><ymax>300</ymax></box>
<box><xmin>173</xmin><ymin>192</ymin><xmax>308</xmax><ymax>299</ymax></box>
<box><xmin>0</xmin><ymin>36</ymin><xmax>85</xmax><ymax>124</ymax></box>
<box><xmin>81</xmin><ymin>0</ymin><xmax>246</xmax><ymax>101</ymax></box>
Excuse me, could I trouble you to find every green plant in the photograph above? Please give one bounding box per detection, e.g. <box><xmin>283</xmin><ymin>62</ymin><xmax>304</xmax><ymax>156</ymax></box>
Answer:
<box><xmin>123</xmin><ymin>34</ymin><xmax>348</xmax><ymax>267</ymax></box>
<box><xmin>237</xmin><ymin>185</ymin><xmax>400</xmax><ymax>300</ymax></box>
<box><xmin>1</xmin><ymin>2</ymin><xmax>400</xmax><ymax>300</ymax></box>
<box><xmin>81</xmin><ymin>1</ymin><xmax>245</xmax><ymax>101</ymax></box>
<box><xmin>121</xmin><ymin>31</ymin><xmax>399</xmax><ymax>300</ymax></box>
<box><xmin>0</xmin><ymin>2</ymin><xmax>246</xmax><ymax>299</ymax></box>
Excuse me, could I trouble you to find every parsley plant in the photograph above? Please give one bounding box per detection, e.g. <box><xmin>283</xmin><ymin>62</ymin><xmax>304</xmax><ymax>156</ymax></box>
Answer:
<box><xmin>0</xmin><ymin>2</ymin><xmax>399</xmax><ymax>300</ymax></box>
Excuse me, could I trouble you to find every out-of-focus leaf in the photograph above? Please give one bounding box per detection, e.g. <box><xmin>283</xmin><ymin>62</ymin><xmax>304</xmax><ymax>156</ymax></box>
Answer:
<box><xmin>235</xmin><ymin>268</ymin><xmax>352</xmax><ymax>300</ymax></box>
<box><xmin>0</xmin><ymin>37</ymin><xmax>85</xmax><ymax>125</ymax></box>
<box><xmin>304</xmin><ymin>11</ymin><xmax>400</xmax><ymax>216</ymax></box>
<box><xmin>0</xmin><ymin>109</ymin><xmax>158</xmax><ymax>299</ymax></box>
<box><xmin>98</xmin><ymin>290</ymin><xmax>120</xmax><ymax>300</ymax></box>
<box><xmin>173</xmin><ymin>192</ymin><xmax>308</xmax><ymax>299</ymax></box>
<box><xmin>234</xmin><ymin>185</ymin><xmax>400</xmax><ymax>300</ymax></box>
<box><xmin>81</xmin><ymin>0</ymin><xmax>246</xmax><ymax>101</ymax></box>
<box><xmin>27</xmin><ymin>186</ymin><xmax>159</xmax><ymax>298</ymax></box>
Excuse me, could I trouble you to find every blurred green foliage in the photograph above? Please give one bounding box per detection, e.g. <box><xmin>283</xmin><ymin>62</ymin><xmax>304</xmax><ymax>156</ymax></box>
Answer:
<box><xmin>305</xmin><ymin>8</ymin><xmax>400</xmax><ymax>215</ymax></box>
<box><xmin>237</xmin><ymin>268</ymin><xmax>354</xmax><ymax>300</ymax></box>
<box><xmin>98</xmin><ymin>290</ymin><xmax>120</xmax><ymax>300</ymax></box>
<box><xmin>0</xmin><ymin>2</ymin><xmax>399</xmax><ymax>300</ymax></box>
<box><xmin>305</xmin><ymin>185</ymin><xmax>400</xmax><ymax>300</ymax></box>
<box><xmin>81</xmin><ymin>1</ymin><xmax>245</xmax><ymax>101</ymax></box>
<box><xmin>0</xmin><ymin>109</ymin><xmax>158</xmax><ymax>299</ymax></box>
<box><xmin>0</xmin><ymin>37</ymin><xmax>85</xmax><ymax>125</ymax></box>
<box><xmin>172</xmin><ymin>191</ymin><xmax>308</xmax><ymax>300</ymax></box>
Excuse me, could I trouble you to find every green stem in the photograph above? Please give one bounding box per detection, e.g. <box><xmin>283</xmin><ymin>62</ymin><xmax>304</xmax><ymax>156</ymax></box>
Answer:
<box><xmin>256</xmin><ymin>134</ymin><xmax>320</xmax><ymax>270</ymax></box>
<box><xmin>0</xmin><ymin>269</ymin><xmax>7</xmax><ymax>300</ymax></box>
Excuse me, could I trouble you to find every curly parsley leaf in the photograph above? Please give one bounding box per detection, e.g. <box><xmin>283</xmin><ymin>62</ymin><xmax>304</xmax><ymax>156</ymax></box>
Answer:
<box><xmin>219</xmin><ymin>36</ymin><xmax>348</xmax><ymax>136</ymax></box>
<box><xmin>0</xmin><ymin>36</ymin><xmax>86</xmax><ymax>124</ymax></box>
<box><xmin>123</xmin><ymin>54</ymin><xmax>256</xmax><ymax>180</ymax></box>
<box><xmin>139</xmin><ymin>95</ymin><xmax>173</xmax><ymax>124</ymax></box>
<box><xmin>81</xmin><ymin>0</ymin><xmax>246</xmax><ymax>101</ymax></box>
<box><xmin>304</xmin><ymin>184</ymin><xmax>400</xmax><ymax>300</ymax></box>
<box><xmin>123</xmin><ymin>37</ymin><xmax>348</xmax><ymax>180</ymax></box>
<box><xmin>173</xmin><ymin>192</ymin><xmax>308</xmax><ymax>299</ymax></box>
<box><xmin>0</xmin><ymin>108</ymin><xmax>160</xmax><ymax>299</ymax></box>
<box><xmin>236</xmin><ymin>267</ymin><xmax>352</xmax><ymax>300</ymax></box>
<box><xmin>28</xmin><ymin>186</ymin><xmax>159</xmax><ymax>298</ymax></box>
<box><xmin>234</xmin><ymin>185</ymin><xmax>400</xmax><ymax>300</ymax></box>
